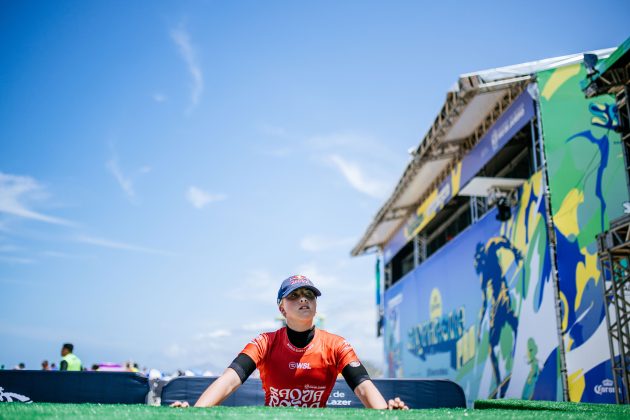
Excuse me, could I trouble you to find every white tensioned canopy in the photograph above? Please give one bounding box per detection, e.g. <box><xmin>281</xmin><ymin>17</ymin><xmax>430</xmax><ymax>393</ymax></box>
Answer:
<box><xmin>351</xmin><ymin>48</ymin><xmax>614</xmax><ymax>257</ymax></box>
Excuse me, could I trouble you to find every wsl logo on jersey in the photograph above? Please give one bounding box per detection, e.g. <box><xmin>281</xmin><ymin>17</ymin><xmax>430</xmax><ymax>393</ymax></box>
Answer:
<box><xmin>288</xmin><ymin>361</ymin><xmax>311</xmax><ymax>370</ymax></box>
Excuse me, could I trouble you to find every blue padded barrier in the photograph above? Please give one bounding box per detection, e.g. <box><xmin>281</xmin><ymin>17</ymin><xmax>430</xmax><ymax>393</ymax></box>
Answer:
<box><xmin>160</xmin><ymin>377</ymin><xmax>466</xmax><ymax>409</ymax></box>
<box><xmin>0</xmin><ymin>370</ymin><xmax>149</xmax><ymax>404</ymax></box>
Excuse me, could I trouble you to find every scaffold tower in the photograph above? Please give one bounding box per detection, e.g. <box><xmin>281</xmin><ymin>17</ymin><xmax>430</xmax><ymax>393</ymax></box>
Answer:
<box><xmin>597</xmin><ymin>214</ymin><xmax>630</xmax><ymax>404</ymax></box>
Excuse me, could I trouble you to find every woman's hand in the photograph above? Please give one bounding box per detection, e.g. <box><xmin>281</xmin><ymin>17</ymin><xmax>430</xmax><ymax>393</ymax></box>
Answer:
<box><xmin>170</xmin><ymin>400</ymin><xmax>190</xmax><ymax>408</ymax></box>
<box><xmin>387</xmin><ymin>397</ymin><xmax>409</xmax><ymax>410</ymax></box>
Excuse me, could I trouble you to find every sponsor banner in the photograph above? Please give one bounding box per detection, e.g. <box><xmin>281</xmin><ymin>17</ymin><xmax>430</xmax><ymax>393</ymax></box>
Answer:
<box><xmin>537</xmin><ymin>63</ymin><xmax>628</xmax><ymax>403</ymax></box>
<box><xmin>384</xmin><ymin>172</ymin><xmax>562</xmax><ymax>405</ymax></box>
<box><xmin>0</xmin><ymin>371</ymin><xmax>148</xmax><ymax>404</ymax></box>
<box><xmin>384</xmin><ymin>89</ymin><xmax>535</xmax><ymax>263</ymax></box>
<box><xmin>160</xmin><ymin>377</ymin><xmax>465</xmax><ymax>409</ymax></box>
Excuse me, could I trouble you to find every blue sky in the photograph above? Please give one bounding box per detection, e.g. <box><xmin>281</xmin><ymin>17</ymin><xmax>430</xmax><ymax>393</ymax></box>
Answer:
<box><xmin>1</xmin><ymin>0</ymin><xmax>628</xmax><ymax>372</ymax></box>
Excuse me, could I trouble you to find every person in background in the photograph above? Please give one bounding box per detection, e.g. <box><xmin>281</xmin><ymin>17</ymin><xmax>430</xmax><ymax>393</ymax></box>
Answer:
<box><xmin>50</xmin><ymin>363</ymin><xmax>57</xmax><ymax>370</ymax></box>
<box><xmin>14</xmin><ymin>363</ymin><xmax>25</xmax><ymax>370</ymax></box>
<box><xmin>41</xmin><ymin>360</ymin><xmax>50</xmax><ymax>370</ymax></box>
<box><xmin>172</xmin><ymin>275</ymin><xmax>408</xmax><ymax>410</ymax></box>
<box><xmin>126</xmin><ymin>361</ymin><xmax>140</xmax><ymax>373</ymax></box>
<box><xmin>60</xmin><ymin>343</ymin><xmax>82</xmax><ymax>371</ymax></box>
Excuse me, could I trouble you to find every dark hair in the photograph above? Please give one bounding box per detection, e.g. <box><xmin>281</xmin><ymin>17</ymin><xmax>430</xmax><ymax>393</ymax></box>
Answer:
<box><xmin>62</xmin><ymin>343</ymin><xmax>74</xmax><ymax>352</ymax></box>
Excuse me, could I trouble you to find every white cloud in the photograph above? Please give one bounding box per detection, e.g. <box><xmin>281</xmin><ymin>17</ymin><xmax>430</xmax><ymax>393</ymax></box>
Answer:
<box><xmin>304</xmin><ymin>131</ymin><xmax>401</xmax><ymax>201</ymax></box>
<box><xmin>264</xmin><ymin>148</ymin><xmax>292</xmax><ymax>158</ymax></box>
<box><xmin>241</xmin><ymin>321</ymin><xmax>279</xmax><ymax>332</ymax></box>
<box><xmin>0</xmin><ymin>172</ymin><xmax>73</xmax><ymax>226</ymax></box>
<box><xmin>327</xmin><ymin>154</ymin><xmax>390</xmax><ymax>199</ymax></box>
<box><xmin>41</xmin><ymin>250</ymin><xmax>74</xmax><ymax>259</ymax></box>
<box><xmin>307</xmin><ymin>131</ymin><xmax>364</xmax><ymax>150</ymax></box>
<box><xmin>294</xmin><ymin>263</ymin><xmax>339</xmax><ymax>290</ymax></box>
<box><xmin>227</xmin><ymin>269</ymin><xmax>278</xmax><ymax>303</ymax></box>
<box><xmin>0</xmin><ymin>244</ymin><xmax>21</xmax><ymax>252</ymax></box>
<box><xmin>186</xmin><ymin>186</ymin><xmax>226</xmax><ymax>209</ymax></box>
<box><xmin>164</xmin><ymin>343</ymin><xmax>188</xmax><ymax>359</ymax></box>
<box><xmin>306</xmin><ymin>131</ymin><xmax>401</xmax><ymax>164</ymax></box>
<box><xmin>105</xmin><ymin>149</ymin><xmax>151</xmax><ymax>203</ymax></box>
<box><xmin>0</xmin><ymin>255</ymin><xmax>35</xmax><ymax>264</ymax></box>
<box><xmin>106</xmin><ymin>158</ymin><xmax>135</xmax><ymax>200</ymax></box>
<box><xmin>259</xmin><ymin>124</ymin><xmax>288</xmax><ymax>138</ymax></box>
<box><xmin>300</xmin><ymin>234</ymin><xmax>355</xmax><ymax>252</ymax></box>
<box><xmin>0</xmin><ymin>277</ymin><xmax>38</xmax><ymax>286</ymax></box>
<box><xmin>171</xmin><ymin>26</ymin><xmax>203</xmax><ymax>113</ymax></box>
<box><xmin>153</xmin><ymin>93</ymin><xmax>167</xmax><ymax>103</ymax></box>
<box><xmin>76</xmin><ymin>234</ymin><xmax>175</xmax><ymax>256</ymax></box>
<box><xmin>195</xmin><ymin>329</ymin><xmax>232</xmax><ymax>340</ymax></box>
<box><xmin>256</xmin><ymin>124</ymin><xmax>293</xmax><ymax>157</ymax></box>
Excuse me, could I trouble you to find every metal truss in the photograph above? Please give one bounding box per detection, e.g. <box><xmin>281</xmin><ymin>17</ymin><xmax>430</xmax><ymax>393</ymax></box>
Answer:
<box><xmin>413</xmin><ymin>234</ymin><xmax>427</xmax><ymax>267</ymax></box>
<box><xmin>597</xmin><ymin>214</ymin><xmax>630</xmax><ymax>404</ymax></box>
<box><xmin>584</xmin><ymin>61</ymin><xmax>630</xmax><ymax>98</ymax></box>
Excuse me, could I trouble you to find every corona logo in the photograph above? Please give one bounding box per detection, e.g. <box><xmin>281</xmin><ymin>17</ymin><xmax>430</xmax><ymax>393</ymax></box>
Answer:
<box><xmin>594</xmin><ymin>379</ymin><xmax>615</xmax><ymax>395</ymax></box>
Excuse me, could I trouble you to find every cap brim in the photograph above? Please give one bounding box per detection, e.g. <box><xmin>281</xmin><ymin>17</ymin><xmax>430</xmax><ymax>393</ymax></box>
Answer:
<box><xmin>281</xmin><ymin>284</ymin><xmax>322</xmax><ymax>300</ymax></box>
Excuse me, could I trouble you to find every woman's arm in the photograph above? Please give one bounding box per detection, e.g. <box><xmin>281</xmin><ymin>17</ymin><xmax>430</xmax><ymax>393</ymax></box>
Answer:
<box><xmin>194</xmin><ymin>367</ymin><xmax>242</xmax><ymax>407</ymax></box>
<box><xmin>353</xmin><ymin>380</ymin><xmax>387</xmax><ymax>409</ymax></box>
<box><xmin>354</xmin><ymin>380</ymin><xmax>409</xmax><ymax>410</ymax></box>
<box><xmin>170</xmin><ymin>367</ymin><xmax>242</xmax><ymax>408</ymax></box>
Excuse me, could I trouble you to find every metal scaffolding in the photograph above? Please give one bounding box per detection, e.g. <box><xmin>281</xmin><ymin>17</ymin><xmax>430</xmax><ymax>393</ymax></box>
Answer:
<box><xmin>597</xmin><ymin>214</ymin><xmax>630</xmax><ymax>404</ymax></box>
<box><xmin>618</xmin><ymin>86</ymin><xmax>630</xmax><ymax>201</ymax></box>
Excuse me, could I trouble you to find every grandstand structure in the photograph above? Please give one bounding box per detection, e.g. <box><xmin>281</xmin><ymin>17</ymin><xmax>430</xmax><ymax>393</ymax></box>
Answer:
<box><xmin>353</xmin><ymin>38</ymin><xmax>630</xmax><ymax>405</ymax></box>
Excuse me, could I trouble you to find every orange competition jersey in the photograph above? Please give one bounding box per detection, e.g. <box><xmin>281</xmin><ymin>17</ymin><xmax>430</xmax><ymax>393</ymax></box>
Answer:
<box><xmin>240</xmin><ymin>327</ymin><xmax>359</xmax><ymax>407</ymax></box>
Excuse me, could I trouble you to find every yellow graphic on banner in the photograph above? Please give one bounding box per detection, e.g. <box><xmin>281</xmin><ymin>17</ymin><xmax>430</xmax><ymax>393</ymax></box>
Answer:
<box><xmin>568</xmin><ymin>369</ymin><xmax>586</xmax><ymax>402</ymax></box>
<box><xmin>406</xmin><ymin>164</ymin><xmax>461</xmax><ymax>239</ymax></box>
<box><xmin>405</xmin><ymin>189</ymin><xmax>438</xmax><ymax>239</ymax></box>
<box><xmin>541</xmin><ymin>64</ymin><xmax>580</xmax><ymax>100</ymax></box>
<box><xmin>497</xmin><ymin>248</ymin><xmax>517</xmax><ymax>277</ymax></box>
<box><xmin>450</xmin><ymin>162</ymin><xmax>463</xmax><ymax>196</ymax></box>
<box><xmin>554</xmin><ymin>188</ymin><xmax>584</xmax><ymax>239</ymax></box>
<box><xmin>430</xmin><ymin>288</ymin><xmax>442</xmax><ymax>319</ymax></box>
<box><xmin>575</xmin><ymin>247</ymin><xmax>600</xmax><ymax>310</ymax></box>
<box><xmin>456</xmin><ymin>325</ymin><xmax>476</xmax><ymax>370</ymax></box>
<box><xmin>512</xmin><ymin>181</ymin><xmax>530</xmax><ymax>246</ymax></box>
<box><xmin>501</xmin><ymin>172</ymin><xmax>544</xmax><ymax>252</ymax></box>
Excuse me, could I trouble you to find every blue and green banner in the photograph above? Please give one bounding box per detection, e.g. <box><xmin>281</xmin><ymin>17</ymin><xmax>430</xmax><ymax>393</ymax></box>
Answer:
<box><xmin>537</xmin><ymin>63</ymin><xmax>627</xmax><ymax>403</ymax></box>
<box><xmin>384</xmin><ymin>172</ymin><xmax>562</xmax><ymax>404</ymax></box>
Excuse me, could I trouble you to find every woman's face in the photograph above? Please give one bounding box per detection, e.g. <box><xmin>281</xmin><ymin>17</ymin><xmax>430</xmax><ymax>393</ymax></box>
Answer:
<box><xmin>280</xmin><ymin>287</ymin><xmax>317</xmax><ymax>321</ymax></box>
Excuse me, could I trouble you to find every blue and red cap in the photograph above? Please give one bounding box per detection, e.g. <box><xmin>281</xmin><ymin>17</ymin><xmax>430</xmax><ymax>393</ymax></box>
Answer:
<box><xmin>277</xmin><ymin>275</ymin><xmax>322</xmax><ymax>304</ymax></box>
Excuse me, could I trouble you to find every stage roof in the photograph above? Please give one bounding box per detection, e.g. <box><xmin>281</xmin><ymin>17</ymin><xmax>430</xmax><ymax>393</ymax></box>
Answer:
<box><xmin>352</xmin><ymin>48</ymin><xmax>614</xmax><ymax>257</ymax></box>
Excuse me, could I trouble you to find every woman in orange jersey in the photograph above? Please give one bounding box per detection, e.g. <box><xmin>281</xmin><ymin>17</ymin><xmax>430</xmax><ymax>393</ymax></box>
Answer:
<box><xmin>172</xmin><ymin>275</ymin><xmax>408</xmax><ymax>409</ymax></box>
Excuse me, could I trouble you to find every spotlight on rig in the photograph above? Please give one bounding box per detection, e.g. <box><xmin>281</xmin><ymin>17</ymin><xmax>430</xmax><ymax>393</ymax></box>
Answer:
<box><xmin>496</xmin><ymin>196</ymin><xmax>512</xmax><ymax>222</ymax></box>
<box><xmin>583</xmin><ymin>53</ymin><xmax>599</xmax><ymax>78</ymax></box>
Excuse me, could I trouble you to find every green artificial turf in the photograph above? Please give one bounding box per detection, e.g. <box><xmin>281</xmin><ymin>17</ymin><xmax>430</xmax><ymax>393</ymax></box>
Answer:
<box><xmin>0</xmin><ymin>401</ymin><xmax>628</xmax><ymax>419</ymax></box>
